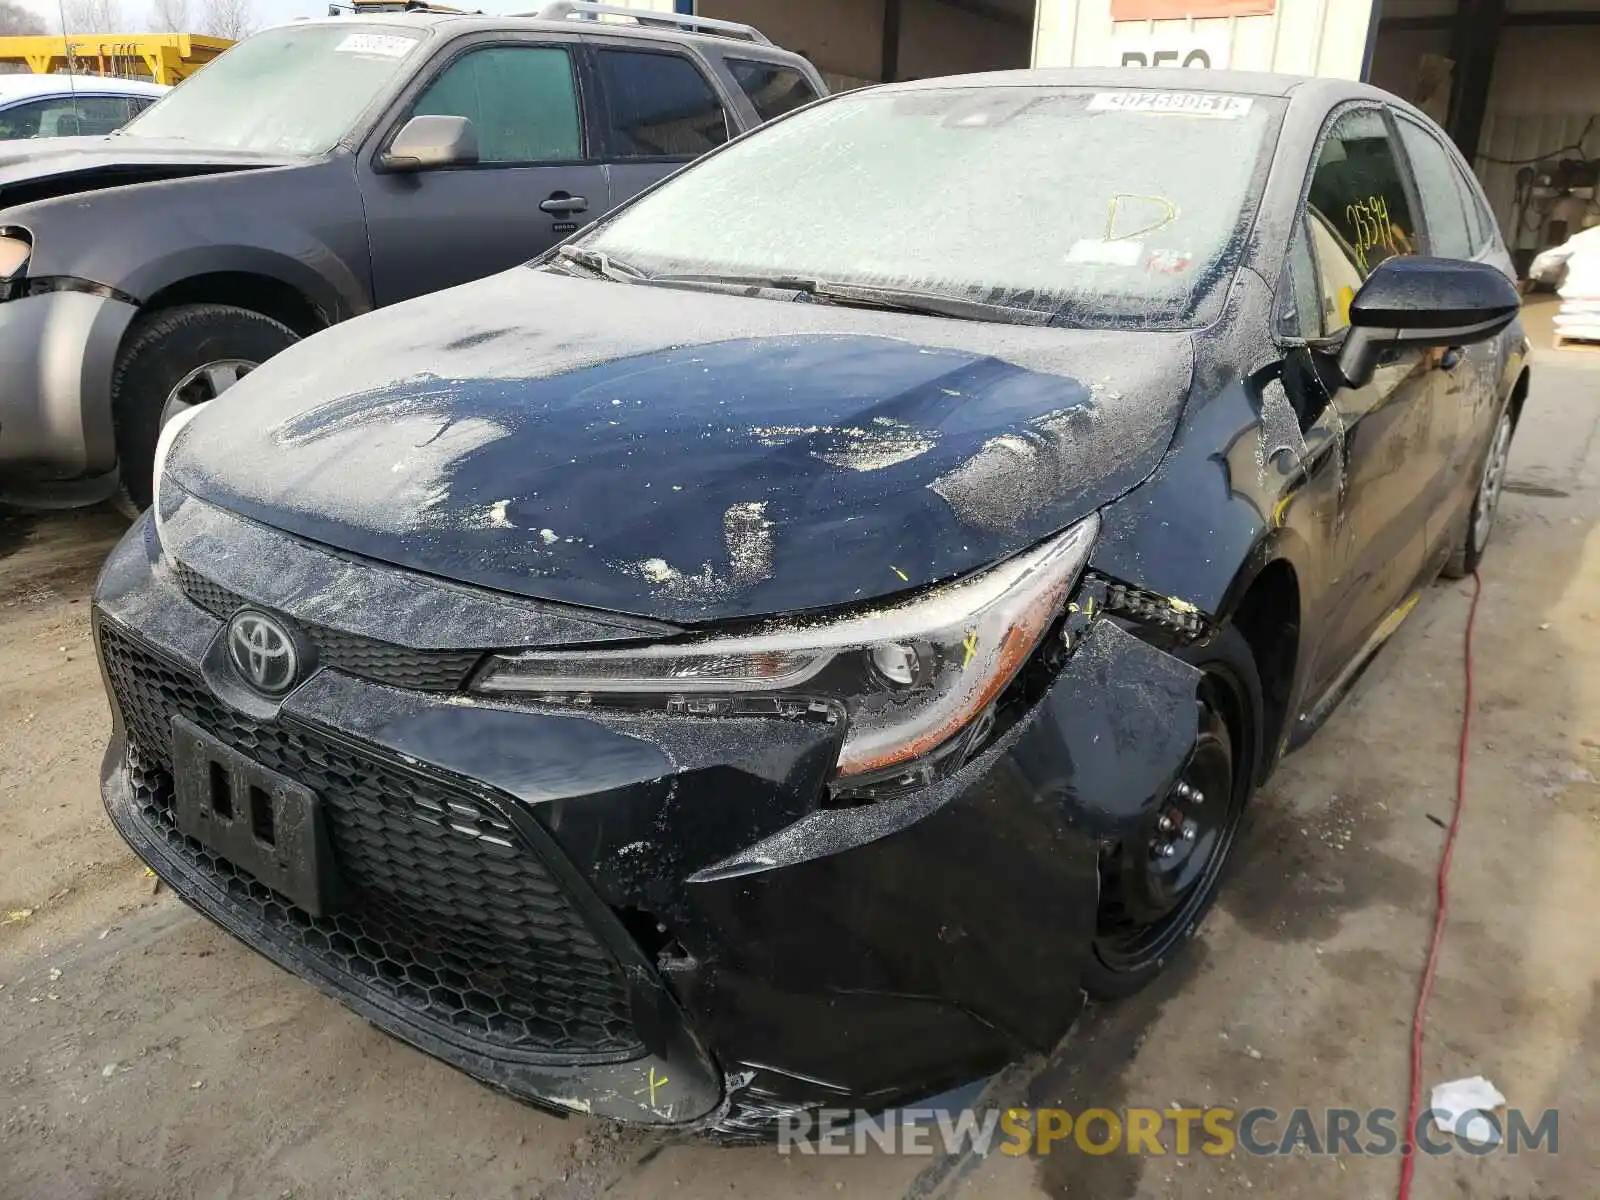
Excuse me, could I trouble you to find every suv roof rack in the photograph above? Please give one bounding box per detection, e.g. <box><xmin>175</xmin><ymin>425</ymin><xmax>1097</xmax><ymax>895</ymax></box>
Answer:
<box><xmin>527</xmin><ymin>1</ymin><xmax>772</xmax><ymax>44</ymax></box>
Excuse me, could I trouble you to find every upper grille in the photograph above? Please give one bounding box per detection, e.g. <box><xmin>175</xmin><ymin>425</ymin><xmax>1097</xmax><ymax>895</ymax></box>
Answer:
<box><xmin>171</xmin><ymin>560</ymin><xmax>483</xmax><ymax>692</ymax></box>
<box><xmin>99</xmin><ymin>620</ymin><xmax>642</xmax><ymax>1061</ymax></box>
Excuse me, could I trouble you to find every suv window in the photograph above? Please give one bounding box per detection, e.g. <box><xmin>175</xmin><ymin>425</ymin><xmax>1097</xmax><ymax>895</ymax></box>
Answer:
<box><xmin>1305</xmin><ymin>107</ymin><xmax>1418</xmax><ymax>333</ymax></box>
<box><xmin>412</xmin><ymin>45</ymin><xmax>583</xmax><ymax>163</ymax></box>
<box><xmin>1395</xmin><ymin>115</ymin><xmax>1473</xmax><ymax>260</ymax></box>
<box><xmin>596</xmin><ymin>48</ymin><xmax>729</xmax><ymax>158</ymax></box>
<box><xmin>726</xmin><ymin>58</ymin><xmax>818</xmax><ymax>123</ymax></box>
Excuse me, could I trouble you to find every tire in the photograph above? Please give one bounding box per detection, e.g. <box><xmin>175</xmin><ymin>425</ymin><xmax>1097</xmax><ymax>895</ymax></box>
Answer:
<box><xmin>1442</xmin><ymin>405</ymin><xmax>1514</xmax><ymax>580</ymax></box>
<box><xmin>112</xmin><ymin>303</ymin><xmax>299</xmax><ymax>512</ymax></box>
<box><xmin>1081</xmin><ymin>623</ymin><xmax>1263</xmax><ymax>1000</ymax></box>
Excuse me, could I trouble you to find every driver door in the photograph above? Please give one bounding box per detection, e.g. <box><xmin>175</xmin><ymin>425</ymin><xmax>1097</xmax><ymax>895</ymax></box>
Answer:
<box><xmin>358</xmin><ymin>34</ymin><xmax>608</xmax><ymax>306</ymax></box>
<box><xmin>1297</xmin><ymin>107</ymin><xmax>1447</xmax><ymax>698</ymax></box>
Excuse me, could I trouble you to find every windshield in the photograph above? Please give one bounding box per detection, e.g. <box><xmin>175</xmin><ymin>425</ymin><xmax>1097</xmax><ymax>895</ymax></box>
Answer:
<box><xmin>120</xmin><ymin>23</ymin><xmax>426</xmax><ymax>156</ymax></box>
<box><xmin>577</xmin><ymin>87</ymin><xmax>1281</xmax><ymax>328</ymax></box>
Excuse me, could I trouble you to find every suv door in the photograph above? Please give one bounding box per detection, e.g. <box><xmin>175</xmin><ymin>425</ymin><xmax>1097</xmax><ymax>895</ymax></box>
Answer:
<box><xmin>583</xmin><ymin>39</ymin><xmax>735</xmax><ymax>210</ymax></box>
<box><xmin>358</xmin><ymin>34</ymin><xmax>608</xmax><ymax>305</ymax></box>
<box><xmin>1293</xmin><ymin>105</ymin><xmax>1441</xmax><ymax>697</ymax></box>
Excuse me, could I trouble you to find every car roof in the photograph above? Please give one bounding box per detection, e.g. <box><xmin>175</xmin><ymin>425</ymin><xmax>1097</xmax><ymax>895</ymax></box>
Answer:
<box><xmin>875</xmin><ymin>66</ymin><xmax>1389</xmax><ymax>104</ymax></box>
<box><xmin>285</xmin><ymin>12</ymin><xmax>813</xmax><ymax>66</ymax></box>
<box><xmin>0</xmin><ymin>73</ymin><xmax>169</xmax><ymax>100</ymax></box>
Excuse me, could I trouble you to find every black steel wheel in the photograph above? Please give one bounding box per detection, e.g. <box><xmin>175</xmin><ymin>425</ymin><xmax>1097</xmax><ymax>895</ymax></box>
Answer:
<box><xmin>1083</xmin><ymin>624</ymin><xmax>1260</xmax><ymax>999</ymax></box>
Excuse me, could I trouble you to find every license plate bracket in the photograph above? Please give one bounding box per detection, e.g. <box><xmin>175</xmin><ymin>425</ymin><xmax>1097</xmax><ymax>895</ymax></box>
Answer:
<box><xmin>171</xmin><ymin>716</ymin><xmax>338</xmax><ymax>916</ymax></box>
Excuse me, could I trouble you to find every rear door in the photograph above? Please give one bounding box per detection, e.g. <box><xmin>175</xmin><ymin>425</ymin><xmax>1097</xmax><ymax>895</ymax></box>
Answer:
<box><xmin>1296</xmin><ymin>105</ymin><xmax>1441</xmax><ymax>696</ymax></box>
<box><xmin>358</xmin><ymin>33</ymin><xmax>609</xmax><ymax>305</ymax></box>
<box><xmin>582</xmin><ymin>38</ymin><xmax>735</xmax><ymax>211</ymax></box>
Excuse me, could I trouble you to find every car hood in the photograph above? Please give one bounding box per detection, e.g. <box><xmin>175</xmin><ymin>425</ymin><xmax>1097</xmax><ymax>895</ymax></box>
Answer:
<box><xmin>0</xmin><ymin>136</ymin><xmax>296</xmax><ymax>205</ymax></box>
<box><xmin>169</xmin><ymin>269</ymin><xmax>1196</xmax><ymax>623</ymax></box>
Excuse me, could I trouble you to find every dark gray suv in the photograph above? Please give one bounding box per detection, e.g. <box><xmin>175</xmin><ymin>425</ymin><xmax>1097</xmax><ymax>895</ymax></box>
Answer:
<box><xmin>0</xmin><ymin>1</ymin><xmax>822</xmax><ymax>508</ymax></box>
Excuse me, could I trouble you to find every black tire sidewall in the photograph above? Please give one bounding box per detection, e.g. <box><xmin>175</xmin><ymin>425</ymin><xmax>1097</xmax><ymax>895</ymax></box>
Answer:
<box><xmin>1081</xmin><ymin>623</ymin><xmax>1263</xmax><ymax>1000</ymax></box>
<box><xmin>113</xmin><ymin>304</ymin><xmax>298</xmax><ymax>510</ymax></box>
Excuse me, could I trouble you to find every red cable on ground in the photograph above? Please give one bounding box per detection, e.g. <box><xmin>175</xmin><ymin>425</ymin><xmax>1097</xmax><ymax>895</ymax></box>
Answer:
<box><xmin>1397</xmin><ymin>569</ymin><xmax>1482</xmax><ymax>1200</ymax></box>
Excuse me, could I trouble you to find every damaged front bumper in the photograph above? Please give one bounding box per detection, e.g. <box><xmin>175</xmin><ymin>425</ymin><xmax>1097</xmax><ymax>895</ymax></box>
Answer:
<box><xmin>93</xmin><ymin>499</ymin><xmax>1204</xmax><ymax>1131</ymax></box>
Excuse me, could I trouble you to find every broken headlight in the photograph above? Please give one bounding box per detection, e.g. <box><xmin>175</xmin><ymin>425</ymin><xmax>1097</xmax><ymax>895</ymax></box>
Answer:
<box><xmin>474</xmin><ymin>514</ymin><xmax>1098</xmax><ymax>786</ymax></box>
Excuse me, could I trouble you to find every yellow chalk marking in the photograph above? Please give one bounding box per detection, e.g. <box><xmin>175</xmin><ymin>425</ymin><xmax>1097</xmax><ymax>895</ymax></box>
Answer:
<box><xmin>891</xmin><ymin>565</ymin><xmax>909</xmax><ymax>582</ymax></box>
<box><xmin>1373</xmin><ymin>592</ymin><xmax>1422</xmax><ymax>643</ymax></box>
<box><xmin>1085</xmin><ymin>596</ymin><xmax>1096</xmax><ymax>619</ymax></box>
<box><xmin>1272</xmin><ymin>493</ymin><xmax>1292</xmax><ymax>528</ymax></box>
<box><xmin>635</xmin><ymin>1067</ymin><xmax>669</xmax><ymax>1108</ymax></box>
<box><xmin>961</xmin><ymin>630</ymin><xmax>979</xmax><ymax>669</ymax></box>
<box><xmin>3</xmin><ymin>909</ymin><xmax>34</xmax><ymax>924</ymax></box>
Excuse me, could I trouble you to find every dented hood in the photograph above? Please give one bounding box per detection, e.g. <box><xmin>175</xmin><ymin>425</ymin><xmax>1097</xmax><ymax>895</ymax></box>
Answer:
<box><xmin>169</xmin><ymin>269</ymin><xmax>1195</xmax><ymax>622</ymax></box>
<box><xmin>0</xmin><ymin>136</ymin><xmax>294</xmax><ymax>204</ymax></box>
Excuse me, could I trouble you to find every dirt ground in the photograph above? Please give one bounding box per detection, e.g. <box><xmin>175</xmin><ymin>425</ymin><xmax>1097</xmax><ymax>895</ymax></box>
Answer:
<box><xmin>2</xmin><ymin>299</ymin><xmax>1597</xmax><ymax>1200</ymax></box>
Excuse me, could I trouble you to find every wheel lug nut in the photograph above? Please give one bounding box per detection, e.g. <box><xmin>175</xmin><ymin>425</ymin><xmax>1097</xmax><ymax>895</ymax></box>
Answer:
<box><xmin>1158</xmin><ymin>814</ymin><xmax>1176</xmax><ymax>833</ymax></box>
<box><xmin>1158</xmin><ymin>843</ymin><xmax>1177</xmax><ymax>858</ymax></box>
<box><xmin>1191</xmin><ymin>789</ymin><xmax>1204</xmax><ymax>806</ymax></box>
<box><xmin>1182</xmin><ymin>823</ymin><xmax>1197</xmax><ymax>842</ymax></box>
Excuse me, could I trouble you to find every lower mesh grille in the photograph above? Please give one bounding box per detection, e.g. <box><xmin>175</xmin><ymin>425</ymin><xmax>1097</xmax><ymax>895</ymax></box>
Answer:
<box><xmin>99</xmin><ymin>620</ymin><xmax>642</xmax><ymax>1061</ymax></box>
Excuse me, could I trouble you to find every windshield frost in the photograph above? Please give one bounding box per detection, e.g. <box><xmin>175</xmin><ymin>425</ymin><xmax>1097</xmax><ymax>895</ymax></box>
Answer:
<box><xmin>121</xmin><ymin>24</ymin><xmax>424</xmax><ymax>156</ymax></box>
<box><xmin>581</xmin><ymin>88</ymin><xmax>1279</xmax><ymax>328</ymax></box>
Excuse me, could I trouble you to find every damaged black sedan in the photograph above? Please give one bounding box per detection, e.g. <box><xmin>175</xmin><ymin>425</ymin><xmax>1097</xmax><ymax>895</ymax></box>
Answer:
<box><xmin>94</xmin><ymin>69</ymin><xmax>1527</xmax><ymax>1133</ymax></box>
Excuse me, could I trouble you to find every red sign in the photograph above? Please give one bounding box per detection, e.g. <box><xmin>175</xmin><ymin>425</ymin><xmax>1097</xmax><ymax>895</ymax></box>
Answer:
<box><xmin>1111</xmin><ymin>0</ymin><xmax>1276</xmax><ymax>18</ymax></box>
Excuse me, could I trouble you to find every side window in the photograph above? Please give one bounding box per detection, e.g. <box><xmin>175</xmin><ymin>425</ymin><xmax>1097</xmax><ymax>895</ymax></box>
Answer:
<box><xmin>1307</xmin><ymin>208</ymin><xmax>1368</xmax><ymax>334</ymax></box>
<box><xmin>1308</xmin><ymin>108</ymin><xmax>1417</xmax><ymax>277</ymax></box>
<box><xmin>0</xmin><ymin>99</ymin><xmax>58</xmax><ymax>139</ymax></box>
<box><xmin>1457</xmin><ymin>162</ymin><xmax>1499</xmax><ymax>252</ymax></box>
<box><xmin>1305</xmin><ymin>108</ymin><xmax>1418</xmax><ymax>334</ymax></box>
<box><xmin>412</xmin><ymin>45</ymin><xmax>583</xmax><ymax>164</ymax></box>
<box><xmin>72</xmin><ymin>97</ymin><xmax>137</xmax><ymax>135</ymax></box>
<box><xmin>596</xmin><ymin>49</ymin><xmax>729</xmax><ymax>159</ymax></box>
<box><xmin>725</xmin><ymin>58</ymin><xmax>818</xmax><ymax>123</ymax></box>
<box><xmin>1395</xmin><ymin>116</ymin><xmax>1473</xmax><ymax>260</ymax></box>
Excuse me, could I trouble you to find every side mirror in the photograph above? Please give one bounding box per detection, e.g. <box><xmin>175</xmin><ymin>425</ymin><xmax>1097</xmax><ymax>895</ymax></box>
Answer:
<box><xmin>379</xmin><ymin>115</ymin><xmax>479</xmax><ymax>172</ymax></box>
<box><xmin>1338</xmin><ymin>256</ymin><xmax>1521</xmax><ymax>389</ymax></box>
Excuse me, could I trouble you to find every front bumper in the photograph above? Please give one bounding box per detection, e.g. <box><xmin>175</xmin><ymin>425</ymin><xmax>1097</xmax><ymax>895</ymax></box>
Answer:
<box><xmin>93</xmin><ymin>496</ymin><xmax>1204</xmax><ymax>1130</ymax></box>
<box><xmin>0</xmin><ymin>288</ymin><xmax>136</xmax><ymax>492</ymax></box>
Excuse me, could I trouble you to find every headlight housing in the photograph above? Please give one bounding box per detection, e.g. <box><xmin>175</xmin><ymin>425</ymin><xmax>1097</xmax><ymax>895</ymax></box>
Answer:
<box><xmin>475</xmin><ymin>514</ymin><xmax>1099</xmax><ymax>791</ymax></box>
<box><xmin>150</xmin><ymin>403</ymin><xmax>205</xmax><ymax>537</ymax></box>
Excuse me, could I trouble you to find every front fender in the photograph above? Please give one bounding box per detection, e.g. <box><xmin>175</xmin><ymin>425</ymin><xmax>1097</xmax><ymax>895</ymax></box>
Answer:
<box><xmin>10</xmin><ymin>159</ymin><xmax>371</xmax><ymax>322</ymax></box>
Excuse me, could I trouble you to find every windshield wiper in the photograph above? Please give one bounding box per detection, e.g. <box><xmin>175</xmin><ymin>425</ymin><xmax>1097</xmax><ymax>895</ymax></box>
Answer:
<box><xmin>553</xmin><ymin>245</ymin><xmax>646</xmax><ymax>284</ymax></box>
<box><xmin>649</xmin><ymin>273</ymin><xmax>1049</xmax><ymax>325</ymax></box>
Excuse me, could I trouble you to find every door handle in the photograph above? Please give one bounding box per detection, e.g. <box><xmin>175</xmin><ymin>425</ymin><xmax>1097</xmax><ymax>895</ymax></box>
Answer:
<box><xmin>540</xmin><ymin>194</ymin><xmax>588</xmax><ymax>215</ymax></box>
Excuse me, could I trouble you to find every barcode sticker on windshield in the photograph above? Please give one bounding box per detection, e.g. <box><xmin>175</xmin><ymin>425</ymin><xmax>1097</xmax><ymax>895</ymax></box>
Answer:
<box><xmin>335</xmin><ymin>33</ymin><xmax>417</xmax><ymax>58</ymax></box>
<box><xmin>1087</xmin><ymin>92</ymin><xmax>1253</xmax><ymax>119</ymax></box>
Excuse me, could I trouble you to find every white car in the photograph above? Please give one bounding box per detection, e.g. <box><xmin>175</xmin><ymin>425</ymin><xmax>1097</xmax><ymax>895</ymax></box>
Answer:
<box><xmin>0</xmin><ymin>73</ymin><xmax>168</xmax><ymax>140</ymax></box>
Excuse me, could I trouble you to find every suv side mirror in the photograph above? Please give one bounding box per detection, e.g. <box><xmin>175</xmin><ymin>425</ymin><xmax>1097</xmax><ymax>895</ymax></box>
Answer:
<box><xmin>380</xmin><ymin>115</ymin><xmax>479</xmax><ymax>172</ymax></box>
<box><xmin>1338</xmin><ymin>256</ymin><xmax>1521</xmax><ymax>388</ymax></box>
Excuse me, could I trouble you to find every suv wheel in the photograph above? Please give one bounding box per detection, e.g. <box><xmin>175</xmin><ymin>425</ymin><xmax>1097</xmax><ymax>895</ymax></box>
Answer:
<box><xmin>112</xmin><ymin>303</ymin><xmax>299</xmax><ymax>512</ymax></box>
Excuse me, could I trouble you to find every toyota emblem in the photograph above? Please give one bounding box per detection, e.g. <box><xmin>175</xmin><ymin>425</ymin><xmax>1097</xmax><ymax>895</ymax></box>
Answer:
<box><xmin>227</xmin><ymin>610</ymin><xmax>300</xmax><ymax>695</ymax></box>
